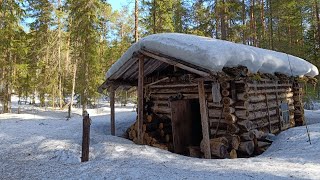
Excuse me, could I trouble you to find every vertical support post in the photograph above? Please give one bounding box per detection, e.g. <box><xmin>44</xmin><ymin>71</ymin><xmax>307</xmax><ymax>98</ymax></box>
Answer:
<box><xmin>198</xmin><ymin>80</ymin><xmax>211</xmax><ymax>159</ymax></box>
<box><xmin>81</xmin><ymin>111</ymin><xmax>91</xmax><ymax>162</ymax></box>
<box><xmin>137</xmin><ymin>55</ymin><xmax>144</xmax><ymax>144</ymax></box>
<box><xmin>110</xmin><ymin>86</ymin><xmax>115</xmax><ymax>136</ymax></box>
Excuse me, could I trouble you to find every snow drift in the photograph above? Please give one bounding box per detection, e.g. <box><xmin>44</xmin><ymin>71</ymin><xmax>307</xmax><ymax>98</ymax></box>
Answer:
<box><xmin>106</xmin><ymin>33</ymin><xmax>319</xmax><ymax>78</ymax></box>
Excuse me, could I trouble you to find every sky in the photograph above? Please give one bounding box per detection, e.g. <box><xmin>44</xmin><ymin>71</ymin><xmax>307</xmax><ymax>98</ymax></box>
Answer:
<box><xmin>109</xmin><ymin>0</ymin><xmax>134</xmax><ymax>11</ymax></box>
<box><xmin>21</xmin><ymin>0</ymin><xmax>134</xmax><ymax>32</ymax></box>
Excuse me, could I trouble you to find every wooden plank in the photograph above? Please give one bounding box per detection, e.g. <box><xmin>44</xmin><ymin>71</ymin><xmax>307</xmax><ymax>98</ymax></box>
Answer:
<box><xmin>140</xmin><ymin>49</ymin><xmax>212</xmax><ymax>77</ymax></box>
<box><xmin>137</xmin><ymin>55</ymin><xmax>144</xmax><ymax>144</ymax></box>
<box><xmin>198</xmin><ymin>80</ymin><xmax>211</xmax><ymax>159</ymax></box>
<box><xmin>110</xmin><ymin>87</ymin><xmax>115</xmax><ymax>136</ymax></box>
<box><xmin>111</xmin><ymin>57</ymin><xmax>138</xmax><ymax>79</ymax></box>
<box><xmin>171</xmin><ymin>100</ymin><xmax>194</xmax><ymax>155</ymax></box>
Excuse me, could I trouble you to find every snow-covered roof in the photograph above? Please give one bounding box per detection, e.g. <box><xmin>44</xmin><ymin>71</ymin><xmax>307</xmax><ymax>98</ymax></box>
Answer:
<box><xmin>106</xmin><ymin>33</ymin><xmax>318</xmax><ymax>79</ymax></box>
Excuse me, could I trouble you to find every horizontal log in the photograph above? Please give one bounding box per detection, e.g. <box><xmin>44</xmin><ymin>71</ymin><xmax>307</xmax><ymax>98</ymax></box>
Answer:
<box><xmin>151</xmin><ymin>106</ymin><xmax>171</xmax><ymax>114</ymax></box>
<box><xmin>237</xmin><ymin>92</ymin><xmax>249</xmax><ymax>101</ymax></box>
<box><xmin>150</xmin><ymin>93</ymin><xmax>199</xmax><ymax>100</ymax></box>
<box><xmin>209</xmin><ymin>107</ymin><xmax>236</xmax><ymax>116</ymax></box>
<box><xmin>209</xmin><ymin>124</ymin><xmax>240</xmax><ymax>134</ymax></box>
<box><xmin>234</xmin><ymin>101</ymin><xmax>249</xmax><ymax>109</ymax></box>
<box><xmin>236</xmin><ymin>109</ymin><xmax>277</xmax><ymax>120</ymax></box>
<box><xmin>248</xmin><ymin>93</ymin><xmax>293</xmax><ymax>103</ymax></box>
<box><xmin>247</xmin><ymin>87</ymin><xmax>292</xmax><ymax>94</ymax></box>
<box><xmin>149</xmin><ymin>83</ymin><xmax>198</xmax><ymax>89</ymax></box>
<box><xmin>208</xmin><ymin>102</ymin><xmax>223</xmax><ymax>108</ymax></box>
<box><xmin>149</xmin><ymin>87</ymin><xmax>209</xmax><ymax>94</ymax></box>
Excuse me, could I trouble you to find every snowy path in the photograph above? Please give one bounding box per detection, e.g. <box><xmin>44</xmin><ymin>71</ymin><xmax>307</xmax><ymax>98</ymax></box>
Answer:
<box><xmin>0</xmin><ymin>106</ymin><xmax>320</xmax><ymax>180</ymax></box>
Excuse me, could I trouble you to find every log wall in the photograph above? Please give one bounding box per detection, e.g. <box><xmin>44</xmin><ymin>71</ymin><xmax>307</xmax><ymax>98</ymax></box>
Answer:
<box><xmin>126</xmin><ymin>74</ymin><xmax>305</xmax><ymax>159</ymax></box>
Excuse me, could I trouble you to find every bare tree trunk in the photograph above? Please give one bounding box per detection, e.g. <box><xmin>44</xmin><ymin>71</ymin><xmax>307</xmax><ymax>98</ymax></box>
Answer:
<box><xmin>153</xmin><ymin>0</ymin><xmax>156</xmax><ymax>34</ymax></box>
<box><xmin>268</xmin><ymin>0</ymin><xmax>274</xmax><ymax>49</ymax></box>
<box><xmin>242</xmin><ymin>0</ymin><xmax>246</xmax><ymax>44</ymax></box>
<box><xmin>314</xmin><ymin>0</ymin><xmax>320</xmax><ymax>46</ymax></box>
<box><xmin>250</xmin><ymin>0</ymin><xmax>256</xmax><ymax>46</ymax></box>
<box><xmin>58</xmin><ymin>0</ymin><xmax>63</xmax><ymax>109</ymax></box>
<box><xmin>135</xmin><ymin>0</ymin><xmax>139</xmax><ymax>42</ymax></box>
<box><xmin>220</xmin><ymin>0</ymin><xmax>227</xmax><ymax>40</ymax></box>
<box><xmin>71</xmin><ymin>60</ymin><xmax>77</xmax><ymax>111</ymax></box>
<box><xmin>261</xmin><ymin>0</ymin><xmax>265</xmax><ymax>38</ymax></box>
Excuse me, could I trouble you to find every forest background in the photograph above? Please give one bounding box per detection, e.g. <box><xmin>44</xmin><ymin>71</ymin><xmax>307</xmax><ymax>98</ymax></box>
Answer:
<box><xmin>0</xmin><ymin>0</ymin><xmax>319</xmax><ymax>113</ymax></box>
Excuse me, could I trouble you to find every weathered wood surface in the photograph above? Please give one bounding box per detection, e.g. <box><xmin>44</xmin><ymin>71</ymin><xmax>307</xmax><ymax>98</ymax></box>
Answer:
<box><xmin>171</xmin><ymin>100</ymin><xmax>194</xmax><ymax>155</ymax></box>
<box><xmin>110</xmin><ymin>88</ymin><xmax>115</xmax><ymax>136</ymax></box>
<box><xmin>137</xmin><ymin>56</ymin><xmax>144</xmax><ymax>144</ymax></box>
<box><xmin>81</xmin><ymin>113</ymin><xmax>91</xmax><ymax>162</ymax></box>
<box><xmin>198</xmin><ymin>80</ymin><xmax>211</xmax><ymax>159</ymax></box>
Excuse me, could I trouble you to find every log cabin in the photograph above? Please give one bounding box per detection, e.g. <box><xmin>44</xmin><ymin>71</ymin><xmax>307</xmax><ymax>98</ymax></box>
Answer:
<box><xmin>98</xmin><ymin>33</ymin><xmax>318</xmax><ymax>159</ymax></box>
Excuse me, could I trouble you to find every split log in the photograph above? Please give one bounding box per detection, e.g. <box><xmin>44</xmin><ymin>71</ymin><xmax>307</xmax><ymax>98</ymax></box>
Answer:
<box><xmin>251</xmin><ymin>129</ymin><xmax>267</xmax><ymax>140</ymax></box>
<box><xmin>147</xmin><ymin>115</ymin><xmax>153</xmax><ymax>123</ymax></box>
<box><xmin>225</xmin><ymin>114</ymin><xmax>237</xmax><ymax>124</ymax></box>
<box><xmin>222</xmin><ymin>97</ymin><xmax>235</xmax><ymax>106</ymax></box>
<box><xmin>206</xmin><ymin>140</ymin><xmax>228</xmax><ymax>158</ymax></box>
<box><xmin>223</xmin><ymin>107</ymin><xmax>235</xmax><ymax>114</ymax></box>
<box><xmin>240</xmin><ymin>131</ymin><xmax>255</xmax><ymax>141</ymax></box>
<box><xmin>221</xmin><ymin>82</ymin><xmax>230</xmax><ymax>89</ymax></box>
<box><xmin>238</xmin><ymin>141</ymin><xmax>255</xmax><ymax>155</ymax></box>
<box><xmin>221</xmin><ymin>89</ymin><xmax>230</xmax><ymax>97</ymax></box>
<box><xmin>257</xmin><ymin>141</ymin><xmax>271</xmax><ymax>148</ymax></box>
<box><xmin>229</xmin><ymin>149</ymin><xmax>237</xmax><ymax>159</ymax></box>
<box><xmin>225</xmin><ymin>135</ymin><xmax>240</xmax><ymax>150</ymax></box>
<box><xmin>237</xmin><ymin>120</ymin><xmax>253</xmax><ymax>132</ymax></box>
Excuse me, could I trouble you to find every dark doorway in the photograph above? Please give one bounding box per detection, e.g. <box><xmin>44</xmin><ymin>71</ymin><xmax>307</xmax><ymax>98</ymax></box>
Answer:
<box><xmin>171</xmin><ymin>99</ymin><xmax>202</xmax><ymax>155</ymax></box>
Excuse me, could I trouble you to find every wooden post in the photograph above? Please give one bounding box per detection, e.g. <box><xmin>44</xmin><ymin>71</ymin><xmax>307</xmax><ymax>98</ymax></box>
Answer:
<box><xmin>198</xmin><ymin>80</ymin><xmax>211</xmax><ymax>159</ymax></box>
<box><xmin>110</xmin><ymin>87</ymin><xmax>115</xmax><ymax>136</ymax></box>
<box><xmin>137</xmin><ymin>55</ymin><xmax>144</xmax><ymax>144</ymax></box>
<box><xmin>81</xmin><ymin>111</ymin><xmax>91</xmax><ymax>162</ymax></box>
<box><xmin>67</xmin><ymin>103</ymin><xmax>71</xmax><ymax>119</ymax></box>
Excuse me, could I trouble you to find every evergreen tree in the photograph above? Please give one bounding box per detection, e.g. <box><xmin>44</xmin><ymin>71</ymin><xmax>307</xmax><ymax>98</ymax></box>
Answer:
<box><xmin>0</xmin><ymin>0</ymin><xmax>25</xmax><ymax>112</ymax></box>
<box><xmin>67</xmin><ymin>0</ymin><xmax>109</xmax><ymax>112</ymax></box>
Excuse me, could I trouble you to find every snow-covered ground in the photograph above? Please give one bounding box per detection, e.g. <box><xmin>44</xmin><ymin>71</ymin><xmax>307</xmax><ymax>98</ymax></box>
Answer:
<box><xmin>1</xmin><ymin>98</ymin><xmax>320</xmax><ymax>179</ymax></box>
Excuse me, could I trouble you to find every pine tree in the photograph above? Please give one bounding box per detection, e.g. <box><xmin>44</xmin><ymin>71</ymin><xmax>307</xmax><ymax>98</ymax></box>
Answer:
<box><xmin>67</xmin><ymin>0</ymin><xmax>108</xmax><ymax>113</ymax></box>
<box><xmin>0</xmin><ymin>0</ymin><xmax>25</xmax><ymax>113</ymax></box>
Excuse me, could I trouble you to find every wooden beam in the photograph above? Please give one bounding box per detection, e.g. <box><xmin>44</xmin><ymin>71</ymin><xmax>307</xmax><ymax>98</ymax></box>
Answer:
<box><xmin>110</xmin><ymin>86</ymin><xmax>115</xmax><ymax>136</ymax></box>
<box><xmin>140</xmin><ymin>49</ymin><xmax>213</xmax><ymax>78</ymax></box>
<box><xmin>198</xmin><ymin>80</ymin><xmax>211</xmax><ymax>159</ymax></box>
<box><xmin>145</xmin><ymin>77</ymin><xmax>169</xmax><ymax>88</ymax></box>
<box><xmin>110</xmin><ymin>57</ymin><xmax>138</xmax><ymax>79</ymax></box>
<box><xmin>137</xmin><ymin>55</ymin><xmax>144</xmax><ymax>144</ymax></box>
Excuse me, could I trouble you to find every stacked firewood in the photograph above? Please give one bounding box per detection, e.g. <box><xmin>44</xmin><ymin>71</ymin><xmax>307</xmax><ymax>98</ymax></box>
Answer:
<box><xmin>127</xmin><ymin>114</ymin><xmax>173</xmax><ymax>151</ymax></box>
